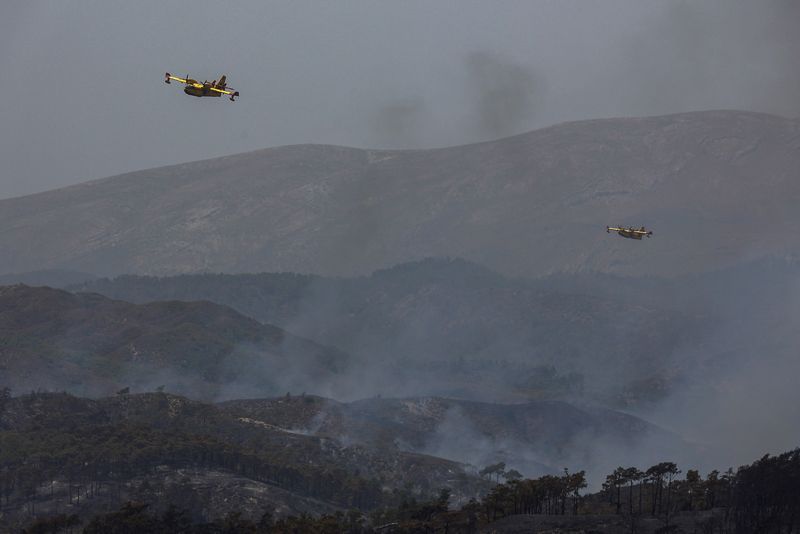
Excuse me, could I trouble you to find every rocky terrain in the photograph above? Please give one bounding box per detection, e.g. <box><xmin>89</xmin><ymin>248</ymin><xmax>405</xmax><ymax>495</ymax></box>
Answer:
<box><xmin>2</xmin><ymin>110</ymin><xmax>798</xmax><ymax>279</ymax></box>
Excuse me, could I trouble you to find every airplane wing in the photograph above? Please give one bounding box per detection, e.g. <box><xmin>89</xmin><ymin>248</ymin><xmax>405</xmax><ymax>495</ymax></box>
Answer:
<box><xmin>631</xmin><ymin>229</ymin><xmax>653</xmax><ymax>237</ymax></box>
<box><xmin>165</xmin><ymin>73</ymin><xmax>203</xmax><ymax>88</ymax></box>
<box><xmin>165</xmin><ymin>72</ymin><xmax>186</xmax><ymax>84</ymax></box>
<box><xmin>209</xmin><ymin>86</ymin><xmax>239</xmax><ymax>100</ymax></box>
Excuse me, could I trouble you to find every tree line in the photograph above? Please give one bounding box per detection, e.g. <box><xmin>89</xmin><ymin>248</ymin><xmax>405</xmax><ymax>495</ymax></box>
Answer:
<box><xmin>19</xmin><ymin>447</ymin><xmax>800</xmax><ymax>533</ymax></box>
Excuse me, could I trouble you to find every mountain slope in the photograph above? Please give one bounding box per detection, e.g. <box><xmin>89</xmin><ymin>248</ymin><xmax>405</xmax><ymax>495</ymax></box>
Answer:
<box><xmin>2</xmin><ymin>110</ymin><xmax>798</xmax><ymax>278</ymax></box>
<box><xmin>219</xmin><ymin>395</ymin><xmax>695</xmax><ymax>484</ymax></box>
<box><xmin>72</xmin><ymin>258</ymin><xmax>701</xmax><ymax>403</ymax></box>
<box><xmin>0</xmin><ymin>285</ymin><xmax>349</xmax><ymax>400</ymax></box>
<box><xmin>0</xmin><ymin>391</ymin><xmax>485</xmax><ymax>527</ymax></box>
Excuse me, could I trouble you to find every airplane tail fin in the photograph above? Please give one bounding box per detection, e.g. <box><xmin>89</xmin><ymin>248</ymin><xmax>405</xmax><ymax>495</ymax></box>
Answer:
<box><xmin>217</xmin><ymin>75</ymin><xmax>227</xmax><ymax>88</ymax></box>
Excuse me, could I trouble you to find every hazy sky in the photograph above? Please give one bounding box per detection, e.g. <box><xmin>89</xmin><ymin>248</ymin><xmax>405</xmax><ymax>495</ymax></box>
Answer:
<box><xmin>1</xmin><ymin>0</ymin><xmax>797</xmax><ymax>199</ymax></box>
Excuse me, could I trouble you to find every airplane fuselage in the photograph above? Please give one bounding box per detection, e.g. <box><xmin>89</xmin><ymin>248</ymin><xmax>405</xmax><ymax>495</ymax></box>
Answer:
<box><xmin>607</xmin><ymin>226</ymin><xmax>652</xmax><ymax>239</ymax></box>
<box><xmin>166</xmin><ymin>73</ymin><xmax>237</xmax><ymax>100</ymax></box>
<box><xmin>183</xmin><ymin>85</ymin><xmax>221</xmax><ymax>97</ymax></box>
<box><xmin>616</xmin><ymin>230</ymin><xmax>644</xmax><ymax>240</ymax></box>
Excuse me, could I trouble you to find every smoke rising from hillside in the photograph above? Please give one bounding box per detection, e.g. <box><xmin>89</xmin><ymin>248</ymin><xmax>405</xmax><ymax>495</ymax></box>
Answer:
<box><xmin>466</xmin><ymin>51</ymin><xmax>542</xmax><ymax>139</ymax></box>
<box><xmin>5</xmin><ymin>256</ymin><xmax>800</xmax><ymax>487</ymax></box>
<box><xmin>370</xmin><ymin>97</ymin><xmax>427</xmax><ymax>148</ymax></box>
<box><xmin>638</xmin><ymin>263</ymin><xmax>800</xmax><ymax>469</ymax></box>
<box><xmin>216</xmin><ymin>257</ymin><xmax>800</xmax><ymax>477</ymax></box>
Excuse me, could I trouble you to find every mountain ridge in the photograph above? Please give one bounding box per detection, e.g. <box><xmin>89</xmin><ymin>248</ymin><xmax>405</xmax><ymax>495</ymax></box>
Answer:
<box><xmin>2</xmin><ymin>110</ymin><xmax>798</xmax><ymax>277</ymax></box>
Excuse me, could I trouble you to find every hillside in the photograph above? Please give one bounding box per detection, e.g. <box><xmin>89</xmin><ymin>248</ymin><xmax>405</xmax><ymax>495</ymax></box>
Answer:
<box><xmin>0</xmin><ymin>391</ymin><xmax>485</xmax><ymax>528</ymax></box>
<box><xmin>219</xmin><ymin>395</ymin><xmax>693</xmax><ymax>484</ymax></box>
<box><xmin>2</xmin><ymin>111</ymin><xmax>798</xmax><ymax>278</ymax></box>
<box><xmin>0</xmin><ymin>285</ymin><xmax>350</xmax><ymax>400</ymax></box>
<box><xmin>5</xmin><ymin>391</ymin><xmax>794</xmax><ymax>532</ymax></box>
<box><xmin>72</xmin><ymin>258</ymin><xmax>702</xmax><ymax>404</ymax></box>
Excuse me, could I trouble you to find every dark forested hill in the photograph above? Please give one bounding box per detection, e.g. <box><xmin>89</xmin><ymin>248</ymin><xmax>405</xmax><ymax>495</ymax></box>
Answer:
<box><xmin>1</xmin><ymin>111</ymin><xmax>798</xmax><ymax>278</ymax></box>
<box><xmin>0</xmin><ymin>391</ymin><xmax>486</xmax><ymax>529</ymax></box>
<box><xmin>0</xmin><ymin>285</ymin><xmax>350</xmax><ymax>400</ymax></box>
<box><xmin>7</xmin><ymin>387</ymin><xmax>793</xmax><ymax>534</ymax></box>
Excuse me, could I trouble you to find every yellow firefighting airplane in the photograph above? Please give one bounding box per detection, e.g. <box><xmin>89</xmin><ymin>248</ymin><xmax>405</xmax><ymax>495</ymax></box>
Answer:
<box><xmin>606</xmin><ymin>226</ymin><xmax>653</xmax><ymax>240</ymax></box>
<box><xmin>164</xmin><ymin>73</ymin><xmax>239</xmax><ymax>101</ymax></box>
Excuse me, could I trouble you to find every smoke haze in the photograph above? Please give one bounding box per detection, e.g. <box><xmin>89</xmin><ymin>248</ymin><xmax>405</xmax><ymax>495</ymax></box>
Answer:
<box><xmin>638</xmin><ymin>261</ymin><xmax>800</xmax><ymax>469</ymax></box>
<box><xmin>465</xmin><ymin>51</ymin><xmax>541</xmax><ymax>139</ymax></box>
<box><xmin>2</xmin><ymin>0</ymin><xmax>799</xmax><ymax>493</ymax></box>
<box><xmin>1</xmin><ymin>0</ymin><xmax>799</xmax><ymax>198</ymax></box>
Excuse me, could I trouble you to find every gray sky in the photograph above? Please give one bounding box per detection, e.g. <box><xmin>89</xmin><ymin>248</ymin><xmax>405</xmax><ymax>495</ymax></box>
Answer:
<box><xmin>1</xmin><ymin>0</ymin><xmax>798</xmax><ymax>199</ymax></box>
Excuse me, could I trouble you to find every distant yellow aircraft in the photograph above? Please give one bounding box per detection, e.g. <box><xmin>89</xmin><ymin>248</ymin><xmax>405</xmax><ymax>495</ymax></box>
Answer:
<box><xmin>606</xmin><ymin>226</ymin><xmax>653</xmax><ymax>240</ymax></box>
<box><xmin>164</xmin><ymin>73</ymin><xmax>239</xmax><ymax>101</ymax></box>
